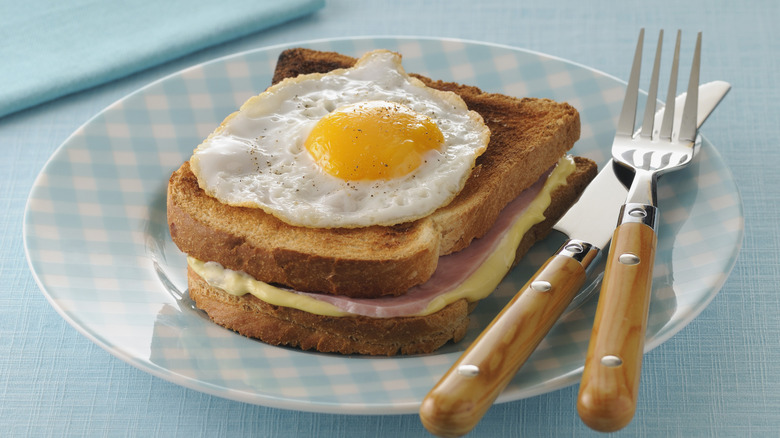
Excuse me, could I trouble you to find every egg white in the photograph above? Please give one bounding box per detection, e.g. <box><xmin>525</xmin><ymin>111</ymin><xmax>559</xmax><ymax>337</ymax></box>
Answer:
<box><xmin>190</xmin><ymin>50</ymin><xmax>490</xmax><ymax>228</ymax></box>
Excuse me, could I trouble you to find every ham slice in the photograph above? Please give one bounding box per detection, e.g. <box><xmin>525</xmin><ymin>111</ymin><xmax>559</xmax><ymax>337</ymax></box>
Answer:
<box><xmin>294</xmin><ymin>169</ymin><xmax>551</xmax><ymax>317</ymax></box>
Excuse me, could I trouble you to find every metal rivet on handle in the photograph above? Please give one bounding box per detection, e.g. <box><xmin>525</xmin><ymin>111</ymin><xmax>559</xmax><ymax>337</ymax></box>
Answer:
<box><xmin>530</xmin><ymin>280</ymin><xmax>552</xmax><ymax>292</ymax></box>
<box><xmin>628</xmin><ymin>208</ymin><xmax>647</xmax><ymax>218</ymax></box>
<box><xmin>618</xmin><ymin>253</ymin><xmax>640</xmax><ymax>265</ymax></box>
<box><xmin>601</xmin><ymin>355</ymin><xmax>623</xmax><ymax>367</ymax></box>
<box><xmin>457</xmin><ymin>364</ymin><xmax>480</xmax><ymax>377</ymax></box>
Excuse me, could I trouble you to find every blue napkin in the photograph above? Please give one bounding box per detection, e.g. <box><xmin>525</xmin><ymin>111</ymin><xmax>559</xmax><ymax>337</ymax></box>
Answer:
<box><xmin>0</xmin><ymin>0</ymin><xmax>325</xmax><ymax>119</ymax></box>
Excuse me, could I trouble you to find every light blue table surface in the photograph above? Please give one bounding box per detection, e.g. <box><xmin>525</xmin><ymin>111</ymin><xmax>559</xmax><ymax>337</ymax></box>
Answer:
<box><xmin>3</xmin><ymin>1</ymin><xmax>778</xmax><ymax>436</ymax></box>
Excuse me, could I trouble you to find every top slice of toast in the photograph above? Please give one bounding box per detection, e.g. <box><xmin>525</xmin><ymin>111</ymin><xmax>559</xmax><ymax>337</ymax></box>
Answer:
<box><xmin>168</xmin><ymin>48</ymin><xmax>583</xmax><ymax>299</ymax></box>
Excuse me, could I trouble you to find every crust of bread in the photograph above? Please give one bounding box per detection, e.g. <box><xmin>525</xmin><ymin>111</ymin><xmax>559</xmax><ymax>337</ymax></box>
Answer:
<box><xmin>185</xmin><ymin>156</ymin><xmax>596</xmax><ymax>356</ymax></box>
<box><xmin>188</xmin><ymin>266</ymin><xmax>473</xmax><ymax>356</ymax></box>
<box><xmin>168</xmin><ymin>48</ymin><xmax>585</xmax><ymax>299</ymax></box>
<box><xmin>169</xmin><ymin>162</ymin><xmax>440</xmax><ymax>298</ymax></box>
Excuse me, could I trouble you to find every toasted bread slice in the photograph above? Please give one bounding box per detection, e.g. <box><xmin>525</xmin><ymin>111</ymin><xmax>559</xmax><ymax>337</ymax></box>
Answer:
<box><xmin>186</xmin><ymin>156</ymin><xmax>597</xmax><ymax>356</ymax></box>
<box><xmin>168</xmin><ymin>48</ymin><xmax>585</xmax><ymax>299</ymax></box>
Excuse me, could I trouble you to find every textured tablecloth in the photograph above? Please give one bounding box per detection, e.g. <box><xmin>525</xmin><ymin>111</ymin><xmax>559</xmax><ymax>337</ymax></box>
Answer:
<box><xmin>2</xmin><ymin>1</ymin><xmax>778</xmax><ymax>436</ymax></box>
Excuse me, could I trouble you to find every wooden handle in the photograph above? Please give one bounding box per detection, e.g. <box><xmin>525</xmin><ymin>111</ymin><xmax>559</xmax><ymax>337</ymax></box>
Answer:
<box><xmin>420</xmin><ymin>253</ymin><xmax>588</xmax><ymax>437</ymax></box>
<box><xmin>577</xmin><ymin>221</ymin><xmax>657</xmax><ymax>432</ymax></box>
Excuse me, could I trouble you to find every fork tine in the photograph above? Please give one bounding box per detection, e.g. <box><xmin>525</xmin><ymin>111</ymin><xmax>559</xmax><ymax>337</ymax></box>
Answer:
<box><xmin>616</xmin><ymin>28</ymin><xmax>645</xmax><ymax>137</ymax></box>
<box><xmin>679</xmin><ymin>32</ymin><xmax>702</xmax><ymax>142</ymax></box>
<box><xmin>660</xmin><ymin>31</ymin><xmax>682</xmax><ymax>140</ymax></box>
<box><xmin>640</xmin><ymin>30</ymin><xmax>664</xmax><ymax>139</ymax></box>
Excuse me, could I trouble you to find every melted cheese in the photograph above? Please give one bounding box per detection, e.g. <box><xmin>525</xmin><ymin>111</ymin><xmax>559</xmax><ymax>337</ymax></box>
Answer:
<box><xmin>188</xmin><ymin>155</ymin><xmax>576</xmax><ymax>317</ymax></box>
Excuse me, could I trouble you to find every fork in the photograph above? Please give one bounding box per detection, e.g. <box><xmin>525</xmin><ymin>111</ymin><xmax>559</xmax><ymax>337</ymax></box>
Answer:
<box><xmin>577</xmin><ymin>29</ymin><xmax>701</xmax><ymax>432</ymax></box>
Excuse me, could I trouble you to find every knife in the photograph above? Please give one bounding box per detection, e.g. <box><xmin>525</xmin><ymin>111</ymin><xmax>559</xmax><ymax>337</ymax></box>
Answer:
<box><xmin>418</xmin><ymin>81</ymin><xmax>731</xmax><ymax>438</ymax></box>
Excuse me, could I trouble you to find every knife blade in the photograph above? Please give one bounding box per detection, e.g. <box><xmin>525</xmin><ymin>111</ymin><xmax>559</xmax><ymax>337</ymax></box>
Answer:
<box><xmin>418</xmin><ymin>81</ymin><xmax>730</xmax><ymax>438</ymax></box>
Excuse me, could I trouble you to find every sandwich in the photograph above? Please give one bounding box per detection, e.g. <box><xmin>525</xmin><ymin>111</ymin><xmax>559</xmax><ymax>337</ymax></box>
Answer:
<box><xmin>167</xmin><ymin>48</ymin><xmax>597</xmax><ymax>356</ymax></box>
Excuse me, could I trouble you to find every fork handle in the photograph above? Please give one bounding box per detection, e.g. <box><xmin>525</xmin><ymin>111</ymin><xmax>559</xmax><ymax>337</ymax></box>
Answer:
<box><xmin>577</xmin><ymin>203</ymin><xmax>657</xmax><ymax>432</ymax></box>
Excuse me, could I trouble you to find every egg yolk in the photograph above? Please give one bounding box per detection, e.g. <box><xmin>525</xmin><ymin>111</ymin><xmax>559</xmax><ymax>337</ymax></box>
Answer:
<box><xmin>305</xmin><ymin>101</ymin><xmax>445</xmax><ymax>181</ymax></box>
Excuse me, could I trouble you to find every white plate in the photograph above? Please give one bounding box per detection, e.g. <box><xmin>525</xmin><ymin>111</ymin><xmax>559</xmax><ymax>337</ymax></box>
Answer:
<box><xmin>23</xmin><ymin>37</ymin><xmax>743</xmax><ymax>414</ymax></box>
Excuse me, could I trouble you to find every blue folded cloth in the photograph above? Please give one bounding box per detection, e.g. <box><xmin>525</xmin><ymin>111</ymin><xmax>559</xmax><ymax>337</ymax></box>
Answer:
<box><xmin>0</xmin><ymin>0</ymin><xmax>325</xmax><ymax>119</ymax></box>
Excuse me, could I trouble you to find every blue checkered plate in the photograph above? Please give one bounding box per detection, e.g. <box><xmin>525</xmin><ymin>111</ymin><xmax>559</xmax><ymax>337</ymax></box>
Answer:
<box><xmin>23</xmin><ymin>37</ymin><xmax>743</xmax><ymax>414</ymax></box>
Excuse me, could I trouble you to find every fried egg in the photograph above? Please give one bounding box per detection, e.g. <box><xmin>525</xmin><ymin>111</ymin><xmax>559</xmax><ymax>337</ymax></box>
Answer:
<box><xmin>190</xmin><ymin>50</ymin><xmax>490</xmax><ymax>228</ymax></box>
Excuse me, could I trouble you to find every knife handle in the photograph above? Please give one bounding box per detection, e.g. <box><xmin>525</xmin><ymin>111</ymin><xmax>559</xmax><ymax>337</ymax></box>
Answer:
<box><xmin>420</xmin><ymin>240</ymin><xmax>598</xmax><ymax>437</ymax></box>
<box><xmin>577</xmin><ymin>204</ymin><xmax>657</xmax><ymax>432</ymax></box>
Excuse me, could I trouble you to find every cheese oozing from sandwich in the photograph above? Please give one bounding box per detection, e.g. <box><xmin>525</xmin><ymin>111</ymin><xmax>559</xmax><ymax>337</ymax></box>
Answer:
<box><xmin>188</xmin><ymin>156</ymin><xmax>576</xmax><ymax>318</ymax></box>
